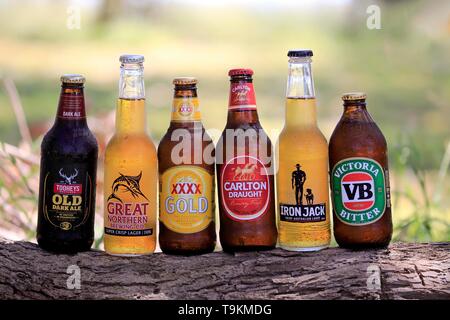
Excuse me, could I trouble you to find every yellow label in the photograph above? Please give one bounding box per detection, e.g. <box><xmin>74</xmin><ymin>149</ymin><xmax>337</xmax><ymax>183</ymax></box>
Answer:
<box><xmin>171</xmin><ymin>97</ymin><xmax>201</xmax><ymax>122</ymax></box>
<box><xmin>276</xmin><ymin>98</ymin><xmax>331</xmax><ymax>249</ymax></box>
<box><xmin>160</xmin><ymin>166</ymin><xmax>214</xmax><ymax>234</ymax></box>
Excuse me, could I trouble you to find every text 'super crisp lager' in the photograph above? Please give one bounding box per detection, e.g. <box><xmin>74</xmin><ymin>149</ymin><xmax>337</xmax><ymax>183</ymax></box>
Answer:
<box><xmin>103</xmin><ymin>55</ymin><xmax>157</xmax><ymax>255</ymax></box>
<box><xmin>276</xmin><ymin>49</ymin><xmax>331</xmax><ymax>251</ymax></box>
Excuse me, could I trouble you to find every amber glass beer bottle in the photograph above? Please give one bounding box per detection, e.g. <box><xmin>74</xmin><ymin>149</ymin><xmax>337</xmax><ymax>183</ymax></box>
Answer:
<box><xmin>277</xmin><ymin>50</ymin><xmax>331</xmax><ymax>251</ymax></box>
<box><xmin>158</xmin><ymin>78</ymin><xmax>216</xmax><ymax>255</ymax></box>
<box><xmin>37</xmin><ymin>74</ymin><xmax>98</xmax><ymax>253</ymax></box>
<box><xmin>103</xmin><ymin>55</ymin><xmax>157</xmax><ymax>255</ymax></box>
<box><xmin>216</xmin><ymin>68</ymin><xmax>277</xmax><ymax>252</ymax></box>
<box><xmin>329</xmin><ymin>93</ymin><xmax>392</xmax><ymax>248</ymax></box>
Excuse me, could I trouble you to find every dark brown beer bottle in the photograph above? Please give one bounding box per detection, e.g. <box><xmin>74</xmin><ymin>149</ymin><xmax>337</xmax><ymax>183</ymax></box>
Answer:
<box><xmin>216</xmin><ymin>69</ymin><xmax>277</xmax><ymax>252</ymax></box>
<box><xmin>37</xmin><ymin>74</ymin><xmax>98</xmax><ymax>253</ymax></box>
<box><xmin>158</xmin><ymin>77</ymin><xmax>216</xmax><ymax>255</ymax></box>
<box><xmin>329</xmin><ymin>92</ymin><xmax>392</xmax><ymax>248</ymax></box>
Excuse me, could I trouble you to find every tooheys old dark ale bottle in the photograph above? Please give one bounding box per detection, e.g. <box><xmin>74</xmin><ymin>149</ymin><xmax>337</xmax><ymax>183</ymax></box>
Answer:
<box><xmin>329</xmin><ymin>92</ymin><xmax>392</xmax><ymax>248</ymax></box>
<box><xmin>216</xmin><ymin>68</ymin><xmax>277</xmax><ymax>252</ymax></box>
<box><xmin>37</xmin><ymin>74</ymin><xmax>98</xmax><ymax>253</ymax></box>
<box><xmin>158</xmin><ymin>78</ymin><xmax>216</xmax><ymax>255</ymax></box>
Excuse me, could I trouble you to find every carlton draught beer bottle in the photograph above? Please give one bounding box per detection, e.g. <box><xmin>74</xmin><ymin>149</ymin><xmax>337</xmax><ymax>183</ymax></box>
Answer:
<box><xmin>158</xmin><ymin>77</ymin><xmax>216</xmax><ymax>255</ymax></box>
<box><xmin>103</xmin><ymin>55</ymin><xmax>157</xmax><ymax>255</ymax></box>
<box><xmin>277</xmin><ymin>49</ymin><xmax>331</xmax><ymax>251</ymax></box>
<box><xmin>216</xmin><ymin>68</ymin><xmax>277</xmax><ymax>252</ymax></box>
<box><xmin>37</xmin><ymin>74</ymin><xmax>98</xmax><ymax>253</ymax></box>
<box><xmin>329</xmin><ymin>93</ymin><xmax>392</xmax><ymax>248</ymax></box>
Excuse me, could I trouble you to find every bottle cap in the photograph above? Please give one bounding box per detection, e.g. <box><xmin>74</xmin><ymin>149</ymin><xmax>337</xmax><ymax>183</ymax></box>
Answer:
<box><xmin>119</xmin><ymin>54</ymin><xmax>145</xmax><ymax>64</ymax></box>
<box><xmin>287</xmin><ymin>49</ymin><xmax>313</xmax><ymax>57</ymax></box>
<box><xmin>228</xmin><ymin>68</ymin><xmax>254</xmax><ymax>77</ymax></box>
<box><xmin>173</xmin><ymin>77</ymin><xmax>197</xmax><ymax>85</ymax></box>
<box><xmin>342</xmin><ymin>92</ymin><xmax>367</xmax><ymax>101</ymax></box>
<box><xmin>60</xmin><ymin>74</ymin><xmax>85</xmax><ymax>84</ymax></box>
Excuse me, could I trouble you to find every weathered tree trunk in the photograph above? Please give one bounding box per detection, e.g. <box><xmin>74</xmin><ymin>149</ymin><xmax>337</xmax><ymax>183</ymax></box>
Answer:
<box><xmin>0</xmin><ymin>237</ymin><xmax>448</xmax><ymax>300</ymax></box>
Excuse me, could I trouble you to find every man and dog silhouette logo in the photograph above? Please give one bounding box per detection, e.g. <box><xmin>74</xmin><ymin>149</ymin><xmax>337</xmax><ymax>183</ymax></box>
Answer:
<box><xmin>292</xmin><ymin>163</ymin><xmax>314</xmax><ymax>205</ymax></box>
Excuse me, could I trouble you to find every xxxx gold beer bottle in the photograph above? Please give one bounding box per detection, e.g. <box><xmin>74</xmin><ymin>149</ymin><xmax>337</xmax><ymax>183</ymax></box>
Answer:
<box><xmin>103</xmin><ymin>55</ymin><xmax>157</xmax><ymax>255</ymax></box>
<box><xmin>277</xmin><ymin>49</ymin><xmax>331</xmax><ymax>251</ymax></box>
<box><xmin>329</xmin><ymin>93</ymin><xmax>392</xmax><ymax>248</ymax></box>
<box><xmin>216</xmin><ymin>68</ymin><xmax>277</xmax><ymax>252</ymax></box>
<box><xmin>37</xmin><ymin>75</ymin><xmax>98</xmax><ymax>253</ymax></box>
<box><xmin>158</xmin><ymin>78</ymin><xmax>216</xmax><ymax>255</ymax></box>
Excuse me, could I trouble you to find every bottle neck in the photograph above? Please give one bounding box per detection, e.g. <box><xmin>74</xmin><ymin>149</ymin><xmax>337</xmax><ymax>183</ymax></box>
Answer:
<box><xmin>286</xmin><ymin>57</ymin><xmax>315</xmax><ymax>99</ymax></box>
<box><xmin>227</xmin><ymin>77</ymin><xmax>259</xmax><ymax>125</ymax></box>
<box><xmin>116</xmin><ymin>62</ymin><xmax>146</xmax><ymax>134</ymax></box>
<box><xmin>285</xmin><ymin>57</ymin><xmax>317</xmax><ymax>128</ymax></box>
<box><xmin>171</xmin><ymin>86</ymin><xmax>201</xmax><ymax>123</ymax></box>
<box><xmin>342</xmin><ymin>100</ymin><xmax>374</xmax><ymax>122</ymax></box>
<box><xmin>55</xmin><ymin>84</ymin><xmax>87</xmax><ymax>127</ymax></box>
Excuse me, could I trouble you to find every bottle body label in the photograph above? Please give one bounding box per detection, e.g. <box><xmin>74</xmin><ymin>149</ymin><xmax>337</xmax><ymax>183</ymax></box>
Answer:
<box><xmin>105</xmin><ymin>171</ymin><xmax>153</xmax><ymax>237</ymax></box>
<box><xmin>277</xmin><ymin>154</ymin><xmax>330</xmax><ymax>248</ymax></box>
<box><xmin>41</xmin><ymin>163</ymin><xmax>93</xmax><ymax>231</ymax></box>
<box><xmin>159</xmin><ymin>166</ymin><xmax>214</xmax><ymax>234</ymax></box>
<box><xmin>220</xmin><ymin>155</ymin><xmax>270</xmax><ymax>221</ymax></box>
<box><xmin>331</xmin><ymin>157</ymin><xmax>387</xmax><ymax>225</ymax></box>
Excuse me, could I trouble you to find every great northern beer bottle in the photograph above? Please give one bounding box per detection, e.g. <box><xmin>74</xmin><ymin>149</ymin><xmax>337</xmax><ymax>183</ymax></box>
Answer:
<box><xmin>216</xmin><ymin>68</ymin><xmax>277</xmax><ymax>252</ymax></box>
<box><xmin>37</xmin><ymin>74</ymin><xmax>98</xmax><ymax>253</ymax></box>
<box><xmin>329</xmin><ymin>92</ymin><xmax>392</xmax><ymax>248</ymax></box>
<box><xmin>277</xmin><ymin>49</ymin><xmax>331</xmax><ymax>251</ymax></box>
<box><xmin>103</xmin><ymin>55</ymin><xmax>157</xmax><ymax>255</ymax></box>
<box><xmin>158</xmin><ymin>77</ymin><xmax>216</xmax><ymax>255</ymax></box>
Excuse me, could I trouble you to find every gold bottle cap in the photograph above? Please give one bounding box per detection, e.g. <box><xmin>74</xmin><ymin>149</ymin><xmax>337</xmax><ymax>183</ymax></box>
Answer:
<box><xmin>173</xmin><ymin>77</ymin><xmax>197</xmax><ymax>85</ymax></box>
<box><xmin>342</xmin><ymin>92</ymin><xmax>367</xmax><ymax>101</ymax></box>
<box><xmin>60</xmin><ymin>74</ymin><xmax>85</xmax><ymax>84</ymax></box>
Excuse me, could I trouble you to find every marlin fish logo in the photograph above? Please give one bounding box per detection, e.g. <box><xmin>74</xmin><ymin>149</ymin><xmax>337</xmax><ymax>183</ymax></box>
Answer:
<box><xmin>107</xmin><ymin>172</ymin><xmax>148</xmax><ymax>203</ymax></box>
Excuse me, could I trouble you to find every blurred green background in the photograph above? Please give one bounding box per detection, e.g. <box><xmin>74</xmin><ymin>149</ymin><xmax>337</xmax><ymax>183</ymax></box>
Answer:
<box><xmin>0</xmin><ymin>0</ymin><xmax>449</xmax><ymax>244</ymax></box>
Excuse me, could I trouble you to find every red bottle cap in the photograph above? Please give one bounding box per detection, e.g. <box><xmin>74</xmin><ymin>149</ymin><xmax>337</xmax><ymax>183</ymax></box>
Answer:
<box><xmin>228</xmin><ymin>68</ymin><xmax>254</xmax><ymax>77</ymax></box>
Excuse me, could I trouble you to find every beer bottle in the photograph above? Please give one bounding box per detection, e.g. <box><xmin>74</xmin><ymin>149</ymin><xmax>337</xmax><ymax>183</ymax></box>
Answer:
<box><xmin>158</xmin><ymin>78</ymin><xmax>216</xmax><ymax>255</ymax></box>
<box><xmin>216</xmin><ymin>68</ymin><xmax>277</xmax><ymax>252</ymax></box>
<box><xmin>329</xmin><ymin>92</ymin><xmax>392</xmax><ymax>248</ymax></box>
<box><xmin>103</xmin><ymin>55</ymin><xmax>157</xmax><ymax>255</ymax></box>
<box><xmin>277</xmin><ymin>49</ymin><xmax>331</xmax><ymax>251</ymax></box>
<box><xmin>37</xmin><ymin>74</ymin><xmax>98</xmax><ymax>253</ymax></box>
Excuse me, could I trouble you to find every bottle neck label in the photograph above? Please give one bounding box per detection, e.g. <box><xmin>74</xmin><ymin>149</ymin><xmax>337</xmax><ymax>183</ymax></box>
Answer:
<box><xmin>228</xmin><ymin>82</ymin><xmax>256</xmax><ymax>110</ymax></box>
<box><xmin>331</xmin><ymin>157</ymin><xmax>389</xmax><ymax>226</ymax></box>
<box><xmin>171</xmin><ymin>97</ymin><xmax>201</xmax><ymax>122</ymax></box>
<box><xmin>57</xmin><ymin>88</ymin><xmax>86</xmax><ymax>120</ymax></box>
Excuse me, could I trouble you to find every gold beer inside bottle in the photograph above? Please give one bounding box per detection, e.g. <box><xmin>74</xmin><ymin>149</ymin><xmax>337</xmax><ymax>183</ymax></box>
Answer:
<box><xmin>277</xmin><ymin>52</ymin><xmax>331</xmax><ymax>251</ymax></box>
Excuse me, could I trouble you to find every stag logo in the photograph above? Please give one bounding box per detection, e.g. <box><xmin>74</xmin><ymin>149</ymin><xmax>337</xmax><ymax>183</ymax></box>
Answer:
<box><xmin>107</xmin><ymin>172</ymin><xmax>148</xmax><ymax>204</ymax></box>
<box><xmin>59</xmin><ymin>168</ymin><xmax>79</xmax><ymax>184</ymax></box>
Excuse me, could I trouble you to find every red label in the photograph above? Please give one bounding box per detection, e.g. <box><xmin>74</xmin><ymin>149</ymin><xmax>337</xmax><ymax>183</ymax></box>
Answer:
<box><xmin>220</xmin><ymin>155</ymin><xmax>270</xmax><ymax>221</ymax></box>
<box><xmin>228</xmin><ymin>82</ymin><xmax>256</xmax><ymax>110</ymax></box>
<box><xmin>57</xmin><ymin>93</ymin><xmax>86</xmax><ymax>120</ymax></box>
<box><xmin>53</xmin><ymin>183</ymin><xmax>82</xmax><ymax>195</ymax></box>
<box><xmin>341</xmin><ymin>172</ymin><xmax>375</xmax><ymax>211</ymax></box>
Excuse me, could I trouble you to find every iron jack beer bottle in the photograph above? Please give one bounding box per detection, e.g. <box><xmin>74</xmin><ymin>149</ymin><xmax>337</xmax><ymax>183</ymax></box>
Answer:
<box><xmin>329</xmin><ymin>92</ymin><xmax>392</xmax><ymax>248</ymax></box>
<box><xmin>277</xmin><ymin>49</ymin><xmax>331</xmax><ymax>251</ymax></box>
<box><xmin>103</xmin><ymin>55</ymin><xmax>157</xmax><ymax>255</ymax></box>
<box><xmin>37</xmin><ymin>74</ymin><xmax>98</xmax><ymax>253</ymax></box>
<box><xmin>216</xmin><ymin>68</ymin><xmax>277</xmax><ymax>252</ymax></box>
<box><xmin>158</xmin><ymin>77</ymin><xmax>216</xmax><ymax>255</ymax></box>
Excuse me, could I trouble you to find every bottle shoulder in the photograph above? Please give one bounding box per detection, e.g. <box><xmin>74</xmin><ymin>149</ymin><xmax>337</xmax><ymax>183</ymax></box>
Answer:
<box><xmin>41</xmin><ymin>124</ymin><xmax>98</xmax><ymax>158</ymax></box>
<box><xmin>105</xmin><ymin>133</ymin><xmax>156</xmax><ymax>157</ymax></box>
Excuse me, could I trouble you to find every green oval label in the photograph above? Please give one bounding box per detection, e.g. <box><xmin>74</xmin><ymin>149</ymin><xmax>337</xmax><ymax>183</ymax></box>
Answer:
<box><xmin>331</xmin><ymin>158</ymin><xmax>386</xmax><ymax>225</ymax></box>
